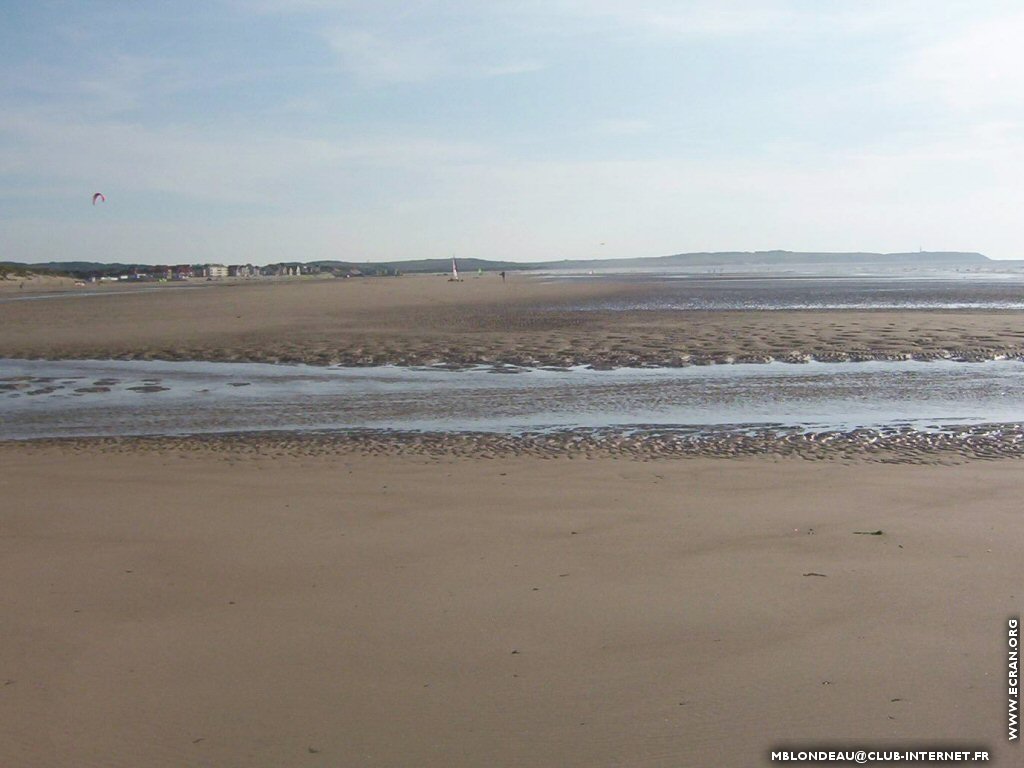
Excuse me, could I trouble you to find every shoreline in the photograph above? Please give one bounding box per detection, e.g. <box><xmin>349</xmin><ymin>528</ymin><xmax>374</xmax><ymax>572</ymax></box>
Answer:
<box><xmin>5</xmin><ymin>423</ymin><xmax>1024</xmax><ymax>463</ymax></box>
<box><xmin>4</xmin><ymin>344</ymin><xmax>1024</xmax><ymax>367</ymax></box>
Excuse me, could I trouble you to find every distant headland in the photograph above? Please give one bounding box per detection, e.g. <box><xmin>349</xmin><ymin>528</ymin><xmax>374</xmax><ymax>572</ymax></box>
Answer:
<box><xmin>529</xmin><ymin>250</ymin><xmax>990</xmax><ymax>271</ymax></box>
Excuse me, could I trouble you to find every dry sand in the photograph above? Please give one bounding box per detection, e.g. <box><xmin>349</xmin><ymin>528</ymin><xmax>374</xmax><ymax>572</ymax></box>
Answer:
<box><xmin>1</xmin><ymin>444</ymin><xmax>1019</xmax><ymax>767</ymax></box>
<box><xmin>3</xmin><ymin>274</ymin><xmax>1024</xmax><ymax>365</ymax></box>
<box><xmin>0</xmin><ymin>273</ymin><xmax>80</xmax><ymax>293</ymax></box>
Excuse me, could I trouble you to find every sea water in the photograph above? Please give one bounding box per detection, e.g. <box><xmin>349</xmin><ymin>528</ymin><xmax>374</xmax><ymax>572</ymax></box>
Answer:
<box><xmin>2</xmin><ymin>358</ymin><xmax>1024</xmax><ymax>440</ymax></box>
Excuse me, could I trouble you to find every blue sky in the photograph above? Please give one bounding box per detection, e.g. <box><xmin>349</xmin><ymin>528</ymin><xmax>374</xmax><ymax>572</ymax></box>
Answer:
<box><xmin>3</xmin><ymin>0</ymin><xmax>1024</xmax><ymax>264</ymax></box>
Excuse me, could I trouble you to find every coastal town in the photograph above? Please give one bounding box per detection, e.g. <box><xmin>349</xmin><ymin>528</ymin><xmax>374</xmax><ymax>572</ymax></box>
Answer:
<box><xmin>86</xmin><ymin>262</ymin><xmax>330</xmax><ymax>282</ymax></box>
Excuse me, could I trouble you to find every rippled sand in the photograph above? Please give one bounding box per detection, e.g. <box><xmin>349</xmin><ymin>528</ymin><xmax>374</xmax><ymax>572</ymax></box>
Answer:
<box><xmin>5</xmin><ymin>423</ymin><xmax>1024</xmax><ymax>463</ymax></box>
<box><xmin>3</xmin><ymin>275</ymin><xmax>1024</xmax><ymax>366</ymax></box>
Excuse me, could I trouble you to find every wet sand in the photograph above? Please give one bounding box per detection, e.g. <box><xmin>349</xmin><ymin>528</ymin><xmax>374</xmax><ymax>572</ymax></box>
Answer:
<box><xmin>3</xmin><ymin>274</ymin><xmax>1024</xmax><ymax>365</ymax></box>
<box><xmin>6</xmin><ymin>425</ymin><xmax>1024</xmax><ymax>463</ymax></box>
<box><xmin>1</xmin><ymin>444</ymin><xmax>1019</xmax><ymax>767</ymax></box>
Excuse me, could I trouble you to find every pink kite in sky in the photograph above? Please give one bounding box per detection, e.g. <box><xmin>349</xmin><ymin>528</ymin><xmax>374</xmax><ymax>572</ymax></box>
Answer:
<box><xmin>92</xmin><ymin>192</ymin><xmax>106</xmax><ymax>205</ymax></box>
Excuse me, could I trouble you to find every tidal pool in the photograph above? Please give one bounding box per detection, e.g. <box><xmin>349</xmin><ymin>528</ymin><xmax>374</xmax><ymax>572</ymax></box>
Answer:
<box><xmin>2</xmin><ymin>358</ymin><xmax>1024</xmax><ymax>440</ymax></box>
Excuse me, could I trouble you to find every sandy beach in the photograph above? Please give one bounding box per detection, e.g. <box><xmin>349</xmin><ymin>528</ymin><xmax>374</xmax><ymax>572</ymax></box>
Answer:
<box><xmin>0</xmin><ymin>273</ymin><xmax>80</xmax><ymax>293</ymax></box>
<box><xmin>3</xmin><ymin>274</ymin><xmax>1024</xmax><ymax>366</ymax></box>
<box><xmin>2</xmin><ymin>275</ymin><xmax>1021</xmax><ymax>765</ymax></box>
<box><xmin>1</xmin><ymin>444</ymin><xmax>1019</xmax><ymax>767</ymax></box>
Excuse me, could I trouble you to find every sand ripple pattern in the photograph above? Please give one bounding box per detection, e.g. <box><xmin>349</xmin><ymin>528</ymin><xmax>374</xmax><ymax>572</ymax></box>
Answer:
<box><xmin>7</xmin><ymin>424</ymin><xmax>1024</xmax><ymax>463</ymax></box>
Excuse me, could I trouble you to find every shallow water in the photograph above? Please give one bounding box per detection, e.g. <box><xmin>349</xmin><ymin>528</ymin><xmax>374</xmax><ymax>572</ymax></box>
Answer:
<box><xmin>542</xmin><ymin>274</ymin><xmax>1024</xmax><ymax>311</ymax></box>
<box><xmin>2</xmin><ymin>358</ymin><xmax>1024</xmax><ymax>440</ymax></box>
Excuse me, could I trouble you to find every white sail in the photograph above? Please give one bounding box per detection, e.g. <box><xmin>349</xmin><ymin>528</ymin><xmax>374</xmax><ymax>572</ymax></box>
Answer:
<box><xmin>451</xmin><ymin>257</ymin><xmax>459</xmax><ymax>281</ymax></box>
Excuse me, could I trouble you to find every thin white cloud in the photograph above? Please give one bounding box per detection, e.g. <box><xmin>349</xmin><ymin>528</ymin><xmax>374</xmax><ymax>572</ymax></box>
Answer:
<box><xmin>545</xmin><ymin>0</ymin><xmax>1006</xmax><ymax>45</ymax></box>
<box><xmin>904</xmin><ymin>10</ymin><xmax>1024</xmax><ymax>111</ymax></box>
<box><xmin>227</xmin><ymin>0</ymin><xmax>364</xmax><ymax>13</ymax></box>
<box><xmin>593</xmin><ymin>119</ymin><xmax>652</xmax><ymax>136</ymax></box>
<box><xmin>542</xmin><ymin>0</ymin><xmax>808</xmax><ymax>39</ymax></box>
<box><xmin>325</xmin><ymin>25</ymin><xmax>545</xmax><ymax>84</ymax></box>
<box><xmin>0</xmin><ymin>109</ymin><xmax>491</xmax><ymax>205</ymax></box>
<box><xmin>326</xmin><ymin>28</ymin><xmax>446</xmax><ymax>84</ymax></box>
<box><xmin>77</xmin><ymin>53</ymin><xmax>193</xmax><ymax>114</ymax></box>
<box><xmin>481</xmin><ymin>60</ymin><xmax>545</xmax><ymax>77</ymax></box>
<box><xmin>1</xmin><ymin>50</ymin><xmax>202</xmax><ymax>121</ymax></box>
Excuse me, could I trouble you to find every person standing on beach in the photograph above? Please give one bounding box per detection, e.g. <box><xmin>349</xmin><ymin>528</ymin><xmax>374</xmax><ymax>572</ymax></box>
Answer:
<box><xmin>500</xmin><ymin>271</ymin><xmax>506</xmax><ymax>282</ymax></box>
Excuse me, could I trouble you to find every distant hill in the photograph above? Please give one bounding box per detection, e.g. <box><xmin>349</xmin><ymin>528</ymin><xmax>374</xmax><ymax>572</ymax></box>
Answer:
<box><xmin>10</xmin><ymin>250</ymin><xmax>991</xmax><ymax>277</ymax></box>
<box><xmin>16</xmin><ymin>262</ymin><xmax>145</xmax><ymax>277</ymax></box>
<box><xmin>538</xmin><ymin>250</ymin><xmax>990</xmax><ymax>270</ymax></box>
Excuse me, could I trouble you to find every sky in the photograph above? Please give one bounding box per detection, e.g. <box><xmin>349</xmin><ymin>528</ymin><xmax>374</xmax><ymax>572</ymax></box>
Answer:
<box><xmin>3</xmin><ymin>0</ymin><xmax>1024</xmax><ymax>265</ymax></box>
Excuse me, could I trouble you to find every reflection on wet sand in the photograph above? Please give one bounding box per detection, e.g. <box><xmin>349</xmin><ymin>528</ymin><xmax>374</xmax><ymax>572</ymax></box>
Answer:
<box><xmin>3</xmin><ymin>359</ymin><xmax>1024</xmax><ymax>456</ymax></box>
